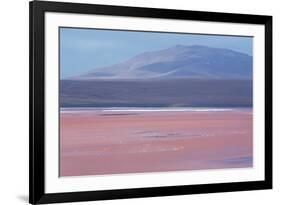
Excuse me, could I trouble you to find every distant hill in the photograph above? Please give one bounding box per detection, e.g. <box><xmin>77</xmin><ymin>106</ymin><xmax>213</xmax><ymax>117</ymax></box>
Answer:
<box><xmin>71</xmin><ymin>45</ymin><xmax>253</xmax><ymax>80</ymax></box>
<box><xmin>61</xmin><ymin>45</ymin><xmax>253</xmax><ymax>108</ymax></box>
<box><xmin>60</xmin><ymin>79</ymin><xmax>252</xmax><ymax>108</ymax></box>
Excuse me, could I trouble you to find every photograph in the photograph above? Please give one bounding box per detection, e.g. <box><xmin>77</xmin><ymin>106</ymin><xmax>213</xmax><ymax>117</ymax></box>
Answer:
<box><xmin>59</xmin><ymin>28</ymin><xmax>253</xmax><ymax>177</ymax></box>
<box><xmin>29</xmin><ymin>1</ymin><xmax>272</xmax><ymax>203</ymax></box>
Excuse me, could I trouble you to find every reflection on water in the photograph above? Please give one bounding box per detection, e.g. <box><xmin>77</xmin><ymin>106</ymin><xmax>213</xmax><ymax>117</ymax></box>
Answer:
<box><xmin>215</xmin><ymin>156</ymin><xmax>253</xmax><ymax>166</ymax></box>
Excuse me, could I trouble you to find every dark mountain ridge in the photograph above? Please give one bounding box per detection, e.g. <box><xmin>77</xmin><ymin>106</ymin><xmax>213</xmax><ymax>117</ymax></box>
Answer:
<box><xmin>60</xmin><ymin>79</ymin><xmax>252</xmax><ymax>108</ymax></box>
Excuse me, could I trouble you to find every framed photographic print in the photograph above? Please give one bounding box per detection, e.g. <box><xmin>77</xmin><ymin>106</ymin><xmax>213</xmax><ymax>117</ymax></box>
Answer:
<box><xmin>29</xmin><ymin>0</ymin><xmax>272</xmax><ymax>204</ymax></box>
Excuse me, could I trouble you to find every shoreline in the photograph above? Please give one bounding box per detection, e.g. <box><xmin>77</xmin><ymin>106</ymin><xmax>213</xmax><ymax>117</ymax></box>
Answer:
<box><xmin>60</xmin><ymin>107</ymin><xmax>253</xmax><ymax>113</ymax></box>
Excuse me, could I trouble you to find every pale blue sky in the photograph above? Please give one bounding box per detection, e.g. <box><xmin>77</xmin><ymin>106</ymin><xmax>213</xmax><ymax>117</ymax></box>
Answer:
<box><xmin>60</xmin><ymin>27</ymin><xmax>253</xmax><ymax>78</ymax></box>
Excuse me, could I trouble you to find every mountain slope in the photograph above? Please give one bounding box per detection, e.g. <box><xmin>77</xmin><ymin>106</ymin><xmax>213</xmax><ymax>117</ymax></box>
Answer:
<box><xmin>73</xmin><ymin>45</ymin><xmax>252</xmax><ymax>80</ymax></box>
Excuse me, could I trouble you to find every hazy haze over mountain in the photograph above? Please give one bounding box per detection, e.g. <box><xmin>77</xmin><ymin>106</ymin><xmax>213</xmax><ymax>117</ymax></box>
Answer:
<box><xmin>72</xmin><ymin>45</ymin><xmax>252</xmax><ymax>80</ymax></box>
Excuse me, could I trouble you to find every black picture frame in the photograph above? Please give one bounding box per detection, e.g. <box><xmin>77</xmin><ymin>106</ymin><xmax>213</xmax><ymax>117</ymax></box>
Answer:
<box><xmin>29</xmin><ymin>0</ymin><xmax>272</xmax><ymax>204</ymax></box>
